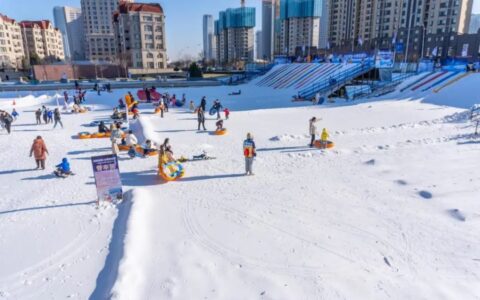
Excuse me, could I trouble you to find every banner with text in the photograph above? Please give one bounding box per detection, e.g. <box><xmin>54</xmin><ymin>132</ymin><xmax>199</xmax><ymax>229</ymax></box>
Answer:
<box><xmin>91</xmin><ymin>154</ymin><xmax>123</xmax><ymax>203</ymax></box>
<box><xmin>375</xmin><ymin>51</ymin><xmax>394</xmax><ymax>69</ymax></box>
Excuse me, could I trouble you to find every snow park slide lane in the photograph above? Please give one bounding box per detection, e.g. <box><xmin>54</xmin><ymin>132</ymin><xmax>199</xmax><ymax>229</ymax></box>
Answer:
<box><xmin>258</xmin><ymin>64</ymin><xmax>300</xmax><ymax>87</ymax></box>
<box><xmin>400</xmin><ymin>71</ymin><xmax>434</xmax><ymax>92</ymax></box>
<box><xmin>275</xmin><ymin>64</ymin><xmax>317</xmax><ymax>89</ymax></box>
<box><xmin>255</xmin><ymin>65</ymin><xmax>288</xmax><ymax>86</ymax></box>
<box><xmin>411</xmin><ymin>71</ymin><xmax>448</xmax><ymax>91</ymax></box>
<box><xmin>421</xmin><ymin>72</ymin><xmax>460</xmax><ymax>92</ymax></box>
<box><xmin>265</xmin><ymin>64</ymin><xmax>302</xmax><ymax>89</ymax></box>
<box><xmin>273</xmin><ymin>64</ymin><xmax>312</xmax><ymax>89</ymax></box>
<box><xmin>294</xmin><ymin>64</ymin><xmax>338</xmax><ymax>90</ymax></box>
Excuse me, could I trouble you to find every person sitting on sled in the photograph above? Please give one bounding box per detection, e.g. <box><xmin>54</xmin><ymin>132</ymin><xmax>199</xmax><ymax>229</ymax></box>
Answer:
<box><xmin>143</xmin><ymin>139</ymin><xmax>157</xmax><ymax>156</ymax></box>
<box><xmin>55</xmin><ymin>158</ymin><xmax>72</xmax><ymax>176</ymax></box>
<box><xmin>98</xmin><ymin>121</ymin><xmax>110</xmax><ymax>133</ymax></box>
<box><xmin>216</xmin><ymin>119</ymin><xmax>224</xmax><ymax>131</ymax></box>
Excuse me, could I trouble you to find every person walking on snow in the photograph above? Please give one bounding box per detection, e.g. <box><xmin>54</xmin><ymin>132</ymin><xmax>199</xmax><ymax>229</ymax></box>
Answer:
<box><xmin>243</xmin><ymin>133</ymin><xmax>256</xmax><ymax>176</ymax></box>
<box><xmin>200</xmin><ymin>96</ymin><xmax>207</xmax><ymax>112</ymax></box>
<box><xmin>47</xmin><ymin>109</ymin><xmax>53</xmax><ymax>124</ymax></box>
<box><xmin>197</xmin><ymin>107</ymin><xmax>207</xmax><ymax>131</ymax></box>
<box><xmin>1</xmin><ymin>111</ymin><xmax>13</xmax><ymax>134</ymax></box>
<box><xmin>11</xmin><ymin>108</ymin><xmax>19</xmax><ymax>120</ymax></box>
<box><xmin>35</xmin><ymin>109</ymin><xmax>42</xmax><ymax>125</ymax></box>
<box><xmin>224</xmin><ymin>108</ymin><xmax>230</xmax><ymax>120</ymax></box>
<box><xmin>212</xmin><ymin>100</ymin><xmax>223</xmax><ymax>120</ymax></box>
<box><xmin>309</xmin><ymin>117</ymin><xmax>321</xmax><ymax>147</ymax></box>
<box><xmin>53</xmin><ymin>108</ymin><xmax>63</xmax><ymax>129</ymax></box>
<box><xmin>30</xmin><ymin>136</ymin><xmax>48</xmax><ymax>170</ymax></box>
<box><xmin>110</xmin><ymin>123</ymin><xmax>124</xmax><ymax>155</ymax></box>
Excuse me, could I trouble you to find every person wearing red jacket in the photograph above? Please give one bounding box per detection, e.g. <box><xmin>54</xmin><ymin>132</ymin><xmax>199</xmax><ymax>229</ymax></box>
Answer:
<box><xmin>30</xmin><ymin>136</ymin><xmax>49</xmax><ymax>170</ymax></box>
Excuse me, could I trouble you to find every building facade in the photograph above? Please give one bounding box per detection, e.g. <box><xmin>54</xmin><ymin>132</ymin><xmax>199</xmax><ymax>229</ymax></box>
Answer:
<box><xmin>279</xmin><ymin>0</ymin><xmax>322</xmax><ymax>56</ymax></box>
<box><xmin>53</xmin><ymin>6</ymin><xmax>85</xmax><ymax>61</ymax></box>
<box><xmin>81</xmin><ymin>0</ymin><xmax>133</xmax><ymax>62</ymax></box>
<box><xmin>203</xmin><ymin>15</ymin><xmax>216</xmax><ymax>62</ymax></box>
<box><xmin>19</xmin><ymin>20</ymin><xmax>65</xmax><ymax>61</ymax></box>
<box><xmin>256</xmin><ymin>30</ymin><xmax>263</xmax><ymax>60</ymax></box>
<box><xmin>214</xmin><ymin>6</ymin><xmax>256</xmax><ymax>65</ymax></box>
<box><xmin>328</xmin><ymin>0</ymin><xmax>473</xmax><ymax>54</ymax></box>
<box><xmin>0</xmin><ymin>14</ymin><xmax>25</xmax><ymax>69</ymax></box>
<box><xmin>261</xmin><ymin>0</ymin><xmax>280</xmax><ymax>60</ymax></box>
<box><xmin>113</xmin><ymin>2</ymin><xmax>167</xmax><ymax>70</ymax></box>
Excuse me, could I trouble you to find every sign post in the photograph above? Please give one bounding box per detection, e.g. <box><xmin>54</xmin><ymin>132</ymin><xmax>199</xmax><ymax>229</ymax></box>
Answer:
<box><xmin>91</xmin><ymin>154</ymin><xmax>123</xmax><ymax>204</ymax></box>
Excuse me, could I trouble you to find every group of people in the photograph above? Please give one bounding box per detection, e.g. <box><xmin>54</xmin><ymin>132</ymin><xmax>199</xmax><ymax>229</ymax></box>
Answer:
<box><xmin>309</xmin><ymin>116</ymin><xmax>329</xmax><ymax>148</ymax></box>
<box><xmin>35</xmin><ymin>106</ymin><xmax>63</xmax><ymax>128</ymax></box>
<box><xmin>195</xmin><ymin>97</ymin><xmax>230</xmax><ymax>131</ymax></box>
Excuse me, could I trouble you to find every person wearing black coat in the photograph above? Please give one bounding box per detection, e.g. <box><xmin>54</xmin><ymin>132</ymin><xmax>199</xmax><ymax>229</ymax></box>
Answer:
<box><xmin>197</xmin><ymin>107</ymin><xmax>206</xmax><ymax>131</ymax></box>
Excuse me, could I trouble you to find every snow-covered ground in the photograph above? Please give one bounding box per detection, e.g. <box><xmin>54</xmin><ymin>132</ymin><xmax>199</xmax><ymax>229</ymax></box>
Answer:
<box><xmin>0</xmin><ymin>74</ymin><xmax>479</xmax><ymax>299</ymax></box>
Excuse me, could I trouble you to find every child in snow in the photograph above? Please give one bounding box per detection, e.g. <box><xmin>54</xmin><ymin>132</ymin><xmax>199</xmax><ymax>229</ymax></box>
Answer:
<box><xmin>320</xmin><ymin>128</ymin><xmax>329</xmax><ymax>148</ymax></box>
<box><xmin>216</xmin><ymin>119</ymin><xmax>224</xmax><ymax>131</ymax></box>
<box><xmin>55</xmin><ymin>158</ymin><xmax>72</xmax><ymax>176</ymax></box>
<box><xmin>11</xmin><ymin>108</ymin><xmax>18</xmax><ymax>120</ymax></box>
<box><xmin>224</xmin><ymin>108</ymin><xmax>230</xmax><ymax>120</ymax></box>
<box><xmin>142</xmin><ymin>139</ymin><xmax>157</xmax><ymax>157</ymax></box>
<box><xmin>189</xmin><ymin>101</ymin><xmax>195</xmax><ymax>112</ymax></box>
<box><xmin>47</xmin><ymin>110</ymin><xmax>53</xmax><ymax>123</ymax></box>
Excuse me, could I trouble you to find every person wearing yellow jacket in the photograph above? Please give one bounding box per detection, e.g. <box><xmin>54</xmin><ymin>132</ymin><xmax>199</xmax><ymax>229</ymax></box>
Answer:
<box><xmin>320</xmin><ymin>128</ymin><xmax>329</xmax><ymax>148</ymax></box>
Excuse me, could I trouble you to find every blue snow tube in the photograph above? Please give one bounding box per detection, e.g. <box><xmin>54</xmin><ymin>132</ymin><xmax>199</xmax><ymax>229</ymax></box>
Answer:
<box><xmin>175</xmin><ymin>101</ymin><xmax>185</xmax><ymax>107</ymax></box>
<box><xmin>209</xmin><ymin>107</ymin><xmax>218</xmax><ymax>116</ymax></box>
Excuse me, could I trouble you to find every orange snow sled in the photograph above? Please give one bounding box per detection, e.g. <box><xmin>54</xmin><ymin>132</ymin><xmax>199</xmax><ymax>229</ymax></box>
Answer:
<box><xmin>314</xmin><ymin>140</ymin><xmax>334</xmax><ymax>149</ymax></box>
<box><xmin>213</xmin><ymin>128</ymin><xmax>227</xmax><ymax>136</ymax></box>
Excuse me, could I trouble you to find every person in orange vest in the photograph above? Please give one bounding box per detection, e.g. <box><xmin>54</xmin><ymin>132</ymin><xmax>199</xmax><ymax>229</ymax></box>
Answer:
<box><xmin>243</xmin><ymin>133</ymin><xmax>256</xmax><ymax>176</ymax></box>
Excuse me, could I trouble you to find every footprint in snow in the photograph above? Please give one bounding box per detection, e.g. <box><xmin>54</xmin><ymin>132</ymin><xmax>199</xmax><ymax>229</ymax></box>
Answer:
<box><xmin>364</xmin><ymin>159</ymin><xmax>376</xmax><ymax>165</ymax></box>
<box><xmin>447</xmin><ymin>209</ymin><xmax>466</xmax><ymax>222</ymax></box>
<box><xmin>418</xmin><ymin>190</ymin><xmax>433</xmax><ymax>199</ymax></box>
<box><xmin>395</xmin><ymin>179</ymin><xmax>408</xmax><ymax>186</ymax></box>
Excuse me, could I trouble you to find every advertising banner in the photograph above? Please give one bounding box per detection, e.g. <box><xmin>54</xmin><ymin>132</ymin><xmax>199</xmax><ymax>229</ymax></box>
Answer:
<box><xmin>91</xmin><ymin>154</ymin><xmax>123</xmax><ymax>203</ymax></box>
<box><xmin>375</xmin><ymin>51</ymin><xmax>394</xmax><ymax>69</ymax></box>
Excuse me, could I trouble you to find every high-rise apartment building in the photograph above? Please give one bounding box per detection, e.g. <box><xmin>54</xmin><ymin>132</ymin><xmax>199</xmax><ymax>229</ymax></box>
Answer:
<box><xmin>0</xmin><ymin>14</ymin><xmax>25</xmax><ymax>69</ymax></box>
<box><xmin>328</xmin><ymin>0</ymin><xmax>473</xmax><ymax>50</ymax></box>
<box><xmin>214</xmin><ymin>6</ymin><xmax>256</xmax><ymax>65</ymax></box>
<box><xmin>19</xmin><ymin>20</ymin><xmax>65</xmax><ymax>61</ymax></box>
<box><xmin>261</xmin><ymin>0</ymin><xmax>280</xmax><ymax>60</ymax></box>
<box><xmin>113</xmin><ymin>2</ymin><xmax>167</xmax><ymax>70</ymax></box>
<box><xmin>279</xmin><ymin>0</ymin><xmax>322</xmax><ymax>56</ymax></box>
<box><xmin>81</xmin><ymin>0</ymin><xmax>133</xmax><ymax>62</ymax></box>
<box><xmin>256</xmin><ymin>30</ymin><xmax>263</xmax><ymax>60</ymax></box>
<box><xmin>53</xmin><ymin>6</ymin><xmax>85</xmax><ymax>61</ymax></box>
<box><xmin>203</xmin><ymin>15</ymin><xmax>216</xmax><ymax>62</ymax></box>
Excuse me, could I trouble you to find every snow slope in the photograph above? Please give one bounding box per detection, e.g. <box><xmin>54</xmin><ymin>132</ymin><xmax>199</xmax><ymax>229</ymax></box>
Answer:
<box><xmin>0</xmin><ymin>78</ymin><xmax>479</xmax><ymax>299</ymax></box>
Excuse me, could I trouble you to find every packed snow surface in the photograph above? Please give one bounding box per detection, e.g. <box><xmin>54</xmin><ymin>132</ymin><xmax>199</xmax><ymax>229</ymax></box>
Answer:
<box><xmin>0</xmin><ymin>73</ymin><xmax>479</xmax><ymax>299</ymax></box>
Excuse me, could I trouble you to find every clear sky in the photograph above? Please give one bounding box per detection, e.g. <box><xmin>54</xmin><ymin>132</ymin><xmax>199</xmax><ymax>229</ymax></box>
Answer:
<box><xmin>1</xmin><ymin>0</ymin><xmax>479</xmax><ymax>61</ymax></box>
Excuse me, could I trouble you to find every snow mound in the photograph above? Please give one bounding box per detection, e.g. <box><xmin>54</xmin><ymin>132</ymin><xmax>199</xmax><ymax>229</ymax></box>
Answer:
<box><xmin>269</xmin><ymin>134</ymin><xmax>306</xmax><ymax>142</ymax></box>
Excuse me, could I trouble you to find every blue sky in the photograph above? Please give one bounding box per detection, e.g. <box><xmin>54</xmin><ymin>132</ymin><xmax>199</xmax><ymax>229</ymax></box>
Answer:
<box><xmin>2</xmin><ymin>0</ymin><xmax>479</xmax><ymax>61</ymax></box>
<box><xmin>1</xmin><ymin>0</ymin><xmax>262</xmax><ymax>61</ymax></box>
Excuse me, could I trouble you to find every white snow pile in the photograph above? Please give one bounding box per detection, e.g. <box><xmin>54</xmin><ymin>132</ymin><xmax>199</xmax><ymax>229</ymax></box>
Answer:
<box><xmin>0</xmin><ymin>72</ymin><xmax>479</xmax><ymax>299</ymax></box>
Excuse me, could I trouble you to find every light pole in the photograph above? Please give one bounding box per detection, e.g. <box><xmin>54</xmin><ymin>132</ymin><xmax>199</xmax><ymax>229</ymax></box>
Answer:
<box><xmin>420</xmin><ymin>22</ymin><xmax>427</xmax><ymax>60</ymax></box>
